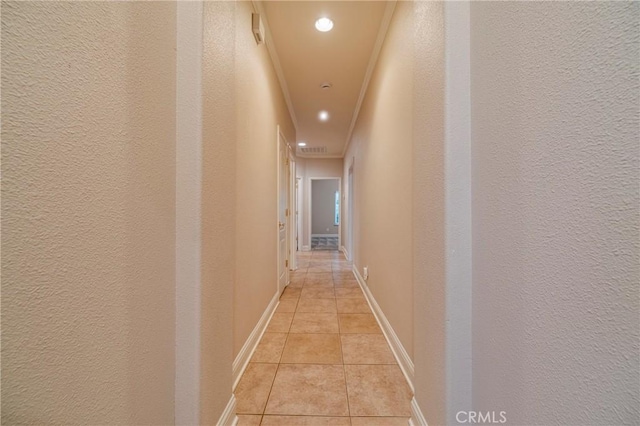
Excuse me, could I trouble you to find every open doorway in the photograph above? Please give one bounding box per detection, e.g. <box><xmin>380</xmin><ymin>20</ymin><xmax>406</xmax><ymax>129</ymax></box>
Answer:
<box><xmin>309</xmin><ymin>178</ymin><xmax>341</xmax><ymax>251</ymax></box>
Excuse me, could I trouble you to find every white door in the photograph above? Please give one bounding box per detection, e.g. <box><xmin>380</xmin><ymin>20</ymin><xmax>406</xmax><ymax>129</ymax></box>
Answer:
<box><xmin>277</xmin><ymin>128</ymin><xmax>289</xmax><ymax>294</ymax></box>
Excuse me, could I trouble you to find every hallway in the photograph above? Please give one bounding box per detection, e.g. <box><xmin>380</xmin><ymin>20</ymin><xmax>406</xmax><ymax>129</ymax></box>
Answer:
<box><xmin>2</xmin><ymin>1</ymin><xmax>638</xmax><ymax>424</ymax></box>
<box><xmin>235</xmin><ymin>251</ymin><xmax>412</xmax><ymax>425</ymax></box>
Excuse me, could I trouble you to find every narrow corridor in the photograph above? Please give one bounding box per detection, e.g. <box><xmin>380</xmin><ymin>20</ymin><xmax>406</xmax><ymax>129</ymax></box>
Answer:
<box><xmin>235</xmin><ymin>251</ymin><xmax>412</xmax><ymax>425</ymax></box>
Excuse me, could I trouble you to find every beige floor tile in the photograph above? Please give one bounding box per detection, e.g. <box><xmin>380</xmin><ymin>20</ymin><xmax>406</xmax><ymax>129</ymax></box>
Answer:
<box><xmin>301</xmin><ymin>287</ymin><xmax>336</xmax><ymax>299</ymax></box>
<box><xmin>305</xmin><ymin>272</ymin><xmax>334</xmax><ymax>286</ymax></box>
<box><xmin>333</xmin><ymin>272</ymin><xmax>355</xmax><ymax>280</ymax></box>
<box><xmin>338</xmin><ymin>314</ymin><xmax>381</xmax><ymax>334</ymax></box>
<box><xmin>251</xmin><ymin>333</ymin><xmax>288</xmax><ymax>363</ymax></box>
<box><xmin>237</xmin><ymin>414</ymin><xmax>262</xmax><ymax>425</ymax></box>
<box><xmin>267</xmin><ymin>313</ymin><xmax>294</xmax><ymax>333</ymax></box>
<box><xmin>262</xmin><ymin>416</ymin><xmax>350</xmax><ymax>425</ymax></box>
<box><xmin>235</xmin><ymin>363</ymin><xmax>278</xmax><ymax>414</ymax></box>
<box><xmin>335</xmin><ymin>287</ymin><xmax>364</xmax><ymax>299</ymax></box>
<box><xmin>290</xmin><ymin>275</ymin><xmax>306</xmax><ymax>286</ymax></box>
<box><xmin>336</xmin><ymin>298</ymin><xmax>370</xmax><ymax>314</ymax></box>
<box><xmin>308</xmin><ymin>265</ymin><xmax>334</xmax><ymax>273</ymax></box>
<box><xmin>331</xmin><ymin>264</ymin><xmax>352</xmax><ymax>272</ymax></box>
<box><xmin>281</xmin><ymin>333</ymin><xmax>342</xmax><ymax>364</ymax></box>
<box><xmin>290</xmin><ymin>312</ymin><xmax>339</xmax><ymax>333</ymax></box>
<box><xmin>296</xmin><ymin>298</ymin><xmax>337</xmax><ymax>313</ymax></box>
<box><xmin>288</xmin><ymin>280</ymin><xmax>305</xmax><ymax>289</ymax></box>
<box><xmin>341</xmin><ymin>334</ymin><xmax>396</xmax><ymax>364</ymax></box>
<box><xmin>276</xmin><ymin>298</ymin><xmax>298</xmax><ymax>313</ymax></box>
<box><xmin>345</xmin><ymin>365</ymin><xmax>412</xmax><ymax>417</ymax></box>
<box><xmin>350</xmin><ymin>417</ymin><xmax>409</xmax><ymax>425</ymax></box>
<box><xmin>265</xmin><ymin>364</ymin><xmax>349</xmax><ymax>416</ymax></box>
<box><xmin>333</xmin><ymin>278</ymin><xmax>359</xmax><ymax>288</ymax></box>
<box><xmin>281</xmin><ymin>287</ymin><xmax>302</xmax><ymax>300</ymax></box>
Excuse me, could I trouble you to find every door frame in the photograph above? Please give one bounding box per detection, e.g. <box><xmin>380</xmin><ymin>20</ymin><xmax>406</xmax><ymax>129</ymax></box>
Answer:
<box><xmin>277</xmin><ymin>126</ymin><xmax>291</xmax><ymax>293</ymax></box>
<box><xmin>347</xmin><ymin>159</ymin><xmax>354</xmax><ymax>261</ymax></box>
<box><xmin>288</xmin><ymin>155</ymin><xmax>297</xmax><ymax>270</ymax></box>
<box><xmin>308</xmin><ymin>177</ymin><xmax>342</xmax><ymax>251</ymax></box>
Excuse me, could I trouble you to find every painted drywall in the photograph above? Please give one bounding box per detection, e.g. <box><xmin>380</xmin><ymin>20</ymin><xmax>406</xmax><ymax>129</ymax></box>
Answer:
<box><xmin>176</xmin><ymin>2</ymin><xmax>204</xmax><ymax>424</ymax></box>
<box><xmin>233</xmin><ymin>1</ymin><xmax>296</xmax><ymax>358</ymax></box>
<box><xmin>2</xmin><ymin>2</ymin><xmax>176</xmax><ymax>424</ymax></box>
<box><xmin>200</xmin><ymin>2</ymin><xmax>237</xmax><ymax>422</ymax></box>
<box><xmin>411</xmin><ymin>2</ymin><xmax>446</xmax><ymax>424</ymax></box>
<box><xmin>343</xmin><ymin>0</ymin><xmax>414</xmax><ymax>363</ymax></box>
<box><xmin>470</xmin><ymin>2</ymin><xmax>639</xmax><ymax>424</ymax></box>
<box><xmin>298</xmin><ymin>158</ymin><xmax>343</xmax><ymax>249</ymax></box>
<box><xmin>311</xmin><ymin>179</ymin><xmax>340</xmax><ymax>235</ymax></box>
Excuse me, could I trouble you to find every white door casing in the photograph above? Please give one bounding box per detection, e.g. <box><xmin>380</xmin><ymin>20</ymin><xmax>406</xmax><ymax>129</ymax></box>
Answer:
<box><xmin>277</xmin><ymin>126</ymin><xmax>289</xmax><ymax>294</ymax></box>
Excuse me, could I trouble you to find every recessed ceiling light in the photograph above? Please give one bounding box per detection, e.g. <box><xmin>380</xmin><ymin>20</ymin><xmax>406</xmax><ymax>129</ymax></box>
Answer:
<box><xmin>298</xmin><ymin>142</ymin><xmax>307</xmax><ymax>147</ymax></box>
<box><xmin>315</xmin><ymin>17</ymin><xmax>333</xmax><ymax>32</ymax></box>
<box><xmin>318</xmin><ymin>111</ymin><xmax>329</xmax><ymax>121</ymax></box>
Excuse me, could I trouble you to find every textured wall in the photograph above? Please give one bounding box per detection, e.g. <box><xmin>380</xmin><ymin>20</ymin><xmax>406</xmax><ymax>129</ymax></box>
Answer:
<box><xmin>200</xmin><ymin>2</ymin><xmax>236</xmax><ymax>423</ymax></box>
<box><xmin>471</xmin><ymin>2</ymin><xmax>639</xmax><ymax>424</ymax></box>
<box><xmin>412</xmin><ymin>2</ymin><xmax>446</xmax><ymax>424</ymax></box>
<box><xmin>344</xmin><ymin>0</ymin><xmax>414</xmax><ymax>362</ymax></box>
<box><xmin>2</xmin><ymin>2</ymin><xmax>176</xmax><ymax>424</ymax></box>
<box><xmin>233</xmin><ymin>0</ymin><xmax>296</xmax><ymax>357</ymax></box>
<box><xmin>176</xmin><ymin>2</ymin><xmax>204</xmax><ymax>423</ymax></box>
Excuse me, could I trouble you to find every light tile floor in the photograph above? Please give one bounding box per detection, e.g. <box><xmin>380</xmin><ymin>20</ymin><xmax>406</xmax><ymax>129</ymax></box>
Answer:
<box><xmin>236</xmin><ymin>250</ymin><xmax>412</xmax><ymax>426</ymax></box>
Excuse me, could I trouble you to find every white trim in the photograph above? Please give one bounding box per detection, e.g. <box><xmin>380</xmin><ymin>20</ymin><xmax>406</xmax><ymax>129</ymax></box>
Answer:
<box><xmin>277</xmin><ymin>126</ymin><xmax>291</xmax><ymax>294</ymax></box>
<box><xmin>216</xmin><ymin>394</ymin><xmax>238</xmax><ymax>426</ymax></box>
<box><xmin>311</xmin><ymin>234</ymin><xmax>339</xmax><ymax>238</ymax></box>
<box><xmin>339</xmin><ymin>246</ymin><xmax>349</xmax><ymax>260</ymax></box>
<box><xmin>352</xmin><ymin>265</ymin><xmax>415</xmax><ymax>392</ymax></box>
<box><xmin>251</xmin><ymin>1</ymin><xmax>298</xmax><ymax>132</ymax></box>
<box><xmin>308</xmin><ymin>177</ymin><xmax>342</xmax><ymax>251</ymax></box>
<box><xmin>341</xmin><ymin>1</ymin><xmax>397</xmax><ymax>158</ymax></box>
<box><xmin>232</xmin><ymin>292</ymin><xmax>280</xmax><ymax>389</ymax></box>
<box><xmin>302</xmin><ymin>245</ymin><xmax>311</xmax><ymax>252</ymax></box>
<box><xmin>409</xmin><ymin>397</ymin><xmax>428</xmax><ymax>426</ymax></box>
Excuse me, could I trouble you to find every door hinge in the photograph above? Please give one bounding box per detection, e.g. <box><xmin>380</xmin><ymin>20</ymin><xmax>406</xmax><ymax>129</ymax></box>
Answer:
<box><xmin>285</xmin><ymin>208</ymin><xmax>289</xmax><ymax>217</ymax></box>
<box><xmin>285</xmin><ymin>259</ymin><xmax>289</xmax><ymax>268</ymax></box>
<box><xmin>285</xmin><ymin>158</ymin><xmax>289</xmax><ymax>166</ymax></box>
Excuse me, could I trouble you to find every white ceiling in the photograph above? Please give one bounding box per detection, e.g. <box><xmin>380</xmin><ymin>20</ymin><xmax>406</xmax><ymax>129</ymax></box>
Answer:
<box><xmin>262</xmin><ymin>1</ymin><xmax>392</xmax><ymax>158</ymax></box>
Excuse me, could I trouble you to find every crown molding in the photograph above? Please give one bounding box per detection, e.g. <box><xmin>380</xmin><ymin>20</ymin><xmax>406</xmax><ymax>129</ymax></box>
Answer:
<box><xmin>252</xmin><ymin>1</ymin><xmax>299</xmax><ymax>133</ymax></box>
<box><xmin>341</xmin><ymin>0</ymin><xmax>397</xmax><ymax>158</ymax></box>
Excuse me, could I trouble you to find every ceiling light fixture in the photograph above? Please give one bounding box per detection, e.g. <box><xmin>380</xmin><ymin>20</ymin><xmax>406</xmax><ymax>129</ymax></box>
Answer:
<box><xmin>315</xmin><ymin>17</ymin><xmax>334</xmax><ymax>32</ymax></box>
<box><xmin>318</xmin><ymin>111</ymin><xmax>329</xmax><ymax>121</ymax></box>
<box><xmin>298</xmin><ymin>142</ymin><xmax>307</xmax><ymax>147</ymax></box>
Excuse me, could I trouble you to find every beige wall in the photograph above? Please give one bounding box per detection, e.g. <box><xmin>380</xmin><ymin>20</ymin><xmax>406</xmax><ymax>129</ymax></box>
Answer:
<box><xmin>298</xmin><ymin>158</ymin><xmax>343</xmax><ymax>249</ymax></box>
<box><xmin>199</xmin><ymin>1</ymin><xmax>237</xmax><ymax>423</ymax></box>
<box><xmin>470</xmin><ymin>3</ymin><xmax>639</xmax><ymax>424</ymax></box>
<box><xmin>2</xmin><ymin>2</ymin><xmax>176</xmax><ymax>424</ymax></box>
<box><xmin>343</xmin><ymin>1</ymin><xmax>414</xmax><ymax>359</ymax></box>
<box><xmin>233</xmin><ymin>1</ymin><xmax>296</xmax><ymax>357</ymax></box>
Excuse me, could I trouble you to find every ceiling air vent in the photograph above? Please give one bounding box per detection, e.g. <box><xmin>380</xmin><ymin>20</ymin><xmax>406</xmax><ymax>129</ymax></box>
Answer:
<box><xmin>300</xmin><ymin>146</ymin><xmax>328</xmax><ymax>154</ymax></box>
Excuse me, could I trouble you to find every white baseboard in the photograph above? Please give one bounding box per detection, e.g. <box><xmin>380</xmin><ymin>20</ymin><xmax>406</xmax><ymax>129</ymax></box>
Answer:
<box><xmin>352</xmin><ymin>266</ymin><xmax>415</xmax><ymax>392</ymax></box>
<box><xmin>217</xmin><ymin>394</ymin><xmax>238</xmax><ymax>426</ymax></box>
<box><xmin>232</xmin><ymin>292</ymin><xmax>280</xmax><ymax>389</ymax></box>
<box><xmin>409</xmin><ymin>397</ymin><xmax>428</xmax><ymax>426</ymax></box>
<box><xmin>311</xmin><ymin>234</ymin><xmax>339</xmax><ymax>238</ymax></box>
<box><xmin>302</xmin><ymin>245</ymin><xmax>310</xmax><ymax>252</ymax></box>
<box><xmin>339</xmin><ymin>245</ymin><xmax>349</xmax><ymax>260</ymax></box>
